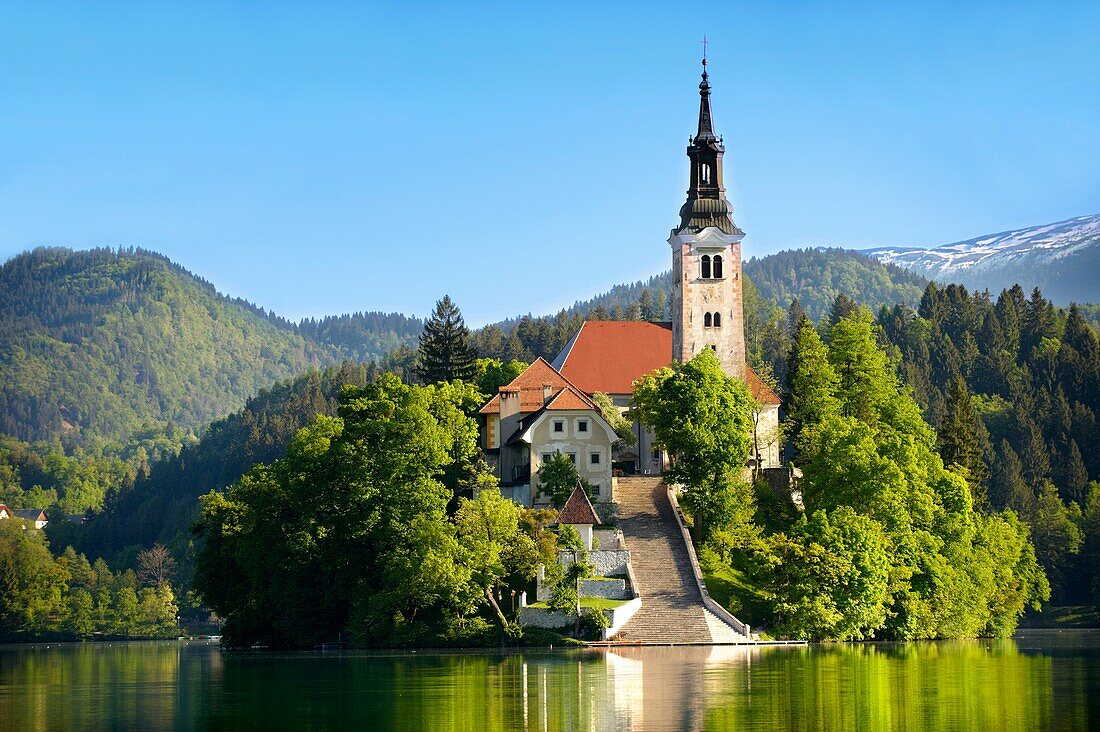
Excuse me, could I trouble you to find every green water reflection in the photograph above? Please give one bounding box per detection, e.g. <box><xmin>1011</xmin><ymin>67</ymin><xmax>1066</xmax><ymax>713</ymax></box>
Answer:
<box><xmin>1</xmin><ymin>632</ymin><xmax>1098</xmax><ymax>731</ymax></box>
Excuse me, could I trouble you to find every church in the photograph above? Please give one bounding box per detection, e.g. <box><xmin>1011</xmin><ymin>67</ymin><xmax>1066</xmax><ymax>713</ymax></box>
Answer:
<box><xmin>479</xmin><ymin>59</ymin><xmax>781</xmax><ymax>506</ymax></box>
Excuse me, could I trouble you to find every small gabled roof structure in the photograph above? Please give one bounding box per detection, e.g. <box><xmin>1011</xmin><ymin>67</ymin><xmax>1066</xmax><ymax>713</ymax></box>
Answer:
<box><xmin>746</xmin><ymin>368</ymin><xmax>782</xmax><ymax>406</ymax></box>
<box><xmin>557</xmin><ymin>485</ymin><xmax>600</xmax><ymax>526</ymax></box>
<box><xmin>0</xmin><ymin>504</ymin><xmax>10</xmax><ymax>519</ymax></box>
<box><xmin>14</xmin><ymin>509</ymin><xmax>46</xmax><ymax>522</ymax></box>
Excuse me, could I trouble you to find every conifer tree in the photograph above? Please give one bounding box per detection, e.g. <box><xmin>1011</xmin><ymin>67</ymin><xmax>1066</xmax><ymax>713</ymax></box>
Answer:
<box><xmin>414</xmin><ymin>295</ymin><xmax>477</xmax><ymax>384</ymax></box>
<box><xmin>1065</xmin><ymin>440</ymin><xmax>1090</xmax><ymax>504</ymax></box>
<box><xmin>653</xmin><ymin>290</ymin><xmax>668</xmax><ymax>321</ymax></box>
<box><xmin>990</xmin><ymin>440</ymin><xmax>1035</xmax><ymax>517</ymax></box>
<box><xmin>639</xmin><ymin>289</ymin><xmax>655</xmax><ymax>321</ymax></box>
<box><xmin>938</xmin><ymin>374</ymin><xmax>990</xmax><ymax>508</ymax></box>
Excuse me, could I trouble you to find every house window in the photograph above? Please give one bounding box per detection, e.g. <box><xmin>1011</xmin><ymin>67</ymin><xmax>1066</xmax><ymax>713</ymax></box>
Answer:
<box><xmin>713</xmin><ymin>312</ymin><xmax>722</xmax><ymax>328</ymax></box>
<box><xmin>566</xmin><ymin>453</ymin><xmax>577</xmax><ymax>464</ymax></box>
<box><xmin>704</xmin><ymin>312</ymin><xmax>713</xmax><ymax>328</ymax></box>
<box><xmin>701</xmin><ymin>255</ymin><xmax>711</xmax><ymax>279</ymax></box>
<box><xmin>577</xmin><ymin>419</ymin><xmax>588</xmax><ymax>433</ymax></box>
<box><xmin>590</xmin><ymin>452</ymin><xmax>601</xmax><ymax>465</ymax></box>
<box><xmin>552</xmin><ymin>420</ymin><xmax>564</xmax><ymax>433</ymax></box>
<box><xmin>651</xmin><ymin>447</ymin><xmax>660</xmax><ymax>461</ymax></box>
<box><xmin>713</xmin><ymin>255</ymin><xmax>723</xmax><ymax>278</ymax></box>
<box><xmin>541</xmin><ymin>453</ymin><xmax>552</xmax><ymax>464</ymax></box>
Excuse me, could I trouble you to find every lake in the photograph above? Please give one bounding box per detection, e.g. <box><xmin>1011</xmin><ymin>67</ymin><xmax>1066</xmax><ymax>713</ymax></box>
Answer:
<box><xmin>2</xmin><ymin>631</ymin><xmax>1098</xmax><ymax>730</ymax></box>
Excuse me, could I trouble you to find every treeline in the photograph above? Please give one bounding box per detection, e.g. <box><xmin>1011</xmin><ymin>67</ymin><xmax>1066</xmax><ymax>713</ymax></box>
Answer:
<box><xmin>298</xmin><ymin>311</ymin><xmax>423</xmax><ymax>362</ymax></box>
<box><xmin>0</xmin><ymin>523</ymin><xmax>177</xmax><ymax>640</ymax></box>
<box><xmin>877</xmin><ymin>283</ymin><xmax>1100</xmax><ymax>602</ymax></box>
<box><xmin>746</xmin><ymin>247</ymin><xmax>928</xmax><ymax>322</ymax></box>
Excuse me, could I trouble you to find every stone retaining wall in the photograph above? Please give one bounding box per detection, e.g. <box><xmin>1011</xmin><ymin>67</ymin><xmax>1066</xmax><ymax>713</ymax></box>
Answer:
<box><xmin>579</xmin><ymin>578</ymin><xmax>628</xmax><ymax>600</ymax></box>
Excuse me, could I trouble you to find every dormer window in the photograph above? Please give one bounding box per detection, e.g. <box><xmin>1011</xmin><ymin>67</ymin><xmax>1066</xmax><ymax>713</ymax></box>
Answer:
<box><xmin>701</xmin><ymin>255</ymin><xmax>711</xmax><ymax>279</ymax></box>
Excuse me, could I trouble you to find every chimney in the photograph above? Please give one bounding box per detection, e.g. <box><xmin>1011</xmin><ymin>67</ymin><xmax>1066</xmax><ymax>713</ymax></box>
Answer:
<box><xmin>543</xmin><ymin>384</ymin><xmax>553</xmax><ymax>404</ymax></box>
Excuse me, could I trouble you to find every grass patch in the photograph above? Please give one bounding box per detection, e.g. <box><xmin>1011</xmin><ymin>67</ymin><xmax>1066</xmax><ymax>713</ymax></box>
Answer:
<box><xmin>1019</xmin><ymin>605</ymin><xmax>1100</xmax><ymax>629</ymax></box>
<box><xmin>699</xmin><ymin>551</ymin><xmax>772</xmax><ymax>629</ymax></box>
<box><xmin>526</xmin><ymin>598</ymin><xmax>627</xmax><ymax>611</ymax></box>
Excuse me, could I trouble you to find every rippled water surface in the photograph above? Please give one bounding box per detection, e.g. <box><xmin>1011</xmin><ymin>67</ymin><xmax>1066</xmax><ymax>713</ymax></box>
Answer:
<box><xmin>2</xmin><ymin>631</ymin><xmax>1099</xmax><ymax>730</ymax></box>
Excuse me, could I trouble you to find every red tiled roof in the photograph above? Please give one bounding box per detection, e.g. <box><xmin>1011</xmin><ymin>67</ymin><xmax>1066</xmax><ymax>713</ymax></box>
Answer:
<box><xmin>746</xmin><ymin>367</ymin><xmax>782</xmax><ymax>405</ymax></box>
<box><xmin>553</xmin><ymin>320</ymin><xmax>782</xmax><ymax>405</ymax></box>
<box><xmin>478</xmin><ymin>393</ymin><xmax>501</xmax><ymax>415</ymax></box>
<box><xmin>545</xmin><ymin>387</ymin><xmax>596</xmax><ymax>411</ymax></box>
<box><xmin>557</xmin><ymin>485</ymin><xmax>600</xmax><ymax>525</ymax></box>
<box><xmin>553</xmin><ymin>321</ymin><xmax>674</xmax><ymax>395</ymax></box>
<box><xmin>477</xmin><ymin>357</ymin><xmax>597</xmax><ymax>415</ymax></box>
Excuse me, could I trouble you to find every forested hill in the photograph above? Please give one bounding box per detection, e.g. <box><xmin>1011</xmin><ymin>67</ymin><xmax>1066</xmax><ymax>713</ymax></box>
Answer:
<box><xmin>0</xmin><ymin>248</ymin><xmax>425</xmax><ymax>446</ymax></box>
<box><xmin>0</xmin><ymin>248</ymin><xmax>331</xmax><ymax>443</ymax></box>
<box><xmin>472</xmin><ymin>247</ymin><xmax>930</xmax><ymax>363</ymax></box>
<box><xmin>746</xmin><ymin>248</ymin><xmax>928</xmax><ymax>321</ymax></box>
<box><xmin>492</xmin><ymin>247</ymin><xmax>927</xmax><ymax>330</ymax></box>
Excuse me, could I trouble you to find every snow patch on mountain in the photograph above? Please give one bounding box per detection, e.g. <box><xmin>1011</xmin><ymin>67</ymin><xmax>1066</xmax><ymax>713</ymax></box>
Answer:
<box><xmin>865</xmin><ymin>214</ymin><xmax>1100</xmax><ymax>279</ymax></box>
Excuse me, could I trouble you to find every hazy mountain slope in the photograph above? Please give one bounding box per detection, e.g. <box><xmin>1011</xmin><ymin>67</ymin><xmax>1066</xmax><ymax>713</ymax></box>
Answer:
<box><xmin>866</xmin><ymin>214</ymin><xmax>1100</xmax><ymax>304</ymax></box>
<box><xmin>492</xmin><ymin>247</ymin><xmax>927</xmax><ymax>328</ymax></box>
<box><xmin>0</xmin><ymin>247</ymin><xmax>337</xmax><ymax>444</ymax></box>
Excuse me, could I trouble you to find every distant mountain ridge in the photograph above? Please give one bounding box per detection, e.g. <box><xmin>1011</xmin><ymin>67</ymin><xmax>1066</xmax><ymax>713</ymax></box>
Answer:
<box><xmin>865</xmin><ymin>214</ymin><xmax>1100</xmax><ymax>304</ymax></box>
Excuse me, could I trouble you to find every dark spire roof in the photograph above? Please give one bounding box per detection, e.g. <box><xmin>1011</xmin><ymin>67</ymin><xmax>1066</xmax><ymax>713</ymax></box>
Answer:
<box><xmin>675</xmin><ymin>56</ymin><xmax>743</xmax><ymax>237</ymax></box>
<box><xmin>696</xmin><ymin>59</ymin><xmax>718</xmax><ymax>143</ymax></box>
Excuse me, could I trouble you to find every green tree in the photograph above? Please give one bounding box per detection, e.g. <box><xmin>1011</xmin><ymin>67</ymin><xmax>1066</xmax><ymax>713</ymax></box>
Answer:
<box><xmin>765</xmin><ymin>508</ymin><xmax>891</xmax><ymax>641</ymax></box>
<box><xmin>194</xmin><ymin>374</ymin><xmax>488</xmax><ymax>649</ymax></box>
<box><xmin>537</xmin><ymin>452</ymin><xmax>587</xmax><ymax>509</ymax></box>
<box><xmin>114</xmin><ymin>587</ymin><xmax>141</xmax><ymax>636</ymax></box>
<box><xmin>591</xmin><ymin>392</ymin><xmax>635</xmax><ymax>446</ymax></box>
<box><xmin>474</xmin><ymin>358</ymin><xmax>528</xmax><ymax>399</ymax></box>
<box><xmin>632</xmin><ymin>349</ymin><xmax>756</xmax><ymax>544</ymax></box>
<box><xmin>415</xmin><ymin>295</ymin><xmax>478</xmax><ymax>384</ymax></box>
<box><xmin>938</xmin><ymin>374</ymin><xmax>990</xmax><ymax>508</ymax></box>
<box><xmin>788</xmin><ymin>309</ymin><xmax>1047</xmax><ymax>639</ymax></box>
<box><xmin>1031</xmin><ymin>482</ymin><xmax>1083</xmax><ymax>594</ymax></box>
<box><xmin>0</xmin><ymin>521</ymin><xmax>68</xmax><ymax>634</ymax></box>
<box><xmin>455</xmin><ymin>488</ymin><xmax>538</xmax><ymax>632</ymax></box>
<box><xmin>65</xmin><ymin>588</ymin><xmax>95</xmax><ymax>638</ymax></box>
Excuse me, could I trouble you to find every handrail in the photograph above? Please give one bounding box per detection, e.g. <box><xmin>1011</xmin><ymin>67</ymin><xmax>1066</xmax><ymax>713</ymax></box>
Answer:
<box><xmin>665</xmin><ymin>483</ymin><xmax>752</xmax><ymax>638</ymax></box>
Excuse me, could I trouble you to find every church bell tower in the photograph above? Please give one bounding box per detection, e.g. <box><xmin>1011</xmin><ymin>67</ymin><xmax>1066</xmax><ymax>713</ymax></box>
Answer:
<box><xmin>669</xmin><ymin>55</ymin><xmax>747</xmax><ymax>380</ymax></box>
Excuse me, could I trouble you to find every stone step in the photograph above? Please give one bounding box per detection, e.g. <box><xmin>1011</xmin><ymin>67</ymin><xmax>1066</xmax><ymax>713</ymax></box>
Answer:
<box><xmin>611</xmin><ymin>477</ymin><xmax>750</xmax><ymax>644</ymax></box>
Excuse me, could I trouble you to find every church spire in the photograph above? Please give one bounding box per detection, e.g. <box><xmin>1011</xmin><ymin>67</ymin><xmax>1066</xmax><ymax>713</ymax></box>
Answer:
<box><xmin>676</xmin><ymin>52</ymin><xmax>742</xmax><ymax>236</ymax></box>
<box><xmin>696</xmin><ymin>55</ymin><xmax>718</xmax><ymax>143</ymax></box>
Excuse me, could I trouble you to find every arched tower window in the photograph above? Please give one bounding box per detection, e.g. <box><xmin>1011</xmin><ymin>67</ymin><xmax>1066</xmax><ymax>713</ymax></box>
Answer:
<box><xmin>704</xmin><ymin>312</ymin><xmax>713</xmax><ymax>327</ymax></box>
<box><xmin>701</xmin><ymin>163</ymin><xmax>711</xmax><ymax>184</ymax></box>
<box><xmin>713</xmin><ymin>313</ymin><xmax>722</xmax><ymax>328</ymax></box>
<box><xmin>700</xmin><ymin>255</ymin><xmax>711</xmax><ymax>279</ymax></box>
<box><xmin>712</xmin><ymin>255</ymin><xmax>723</xmax><ymax>278</ymax></box>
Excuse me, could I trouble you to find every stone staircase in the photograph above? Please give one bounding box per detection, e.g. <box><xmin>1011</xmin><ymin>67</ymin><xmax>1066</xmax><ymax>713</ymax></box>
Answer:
<box><xmin>612</xmin><ymin>476</ymin><xmax>751</xmax><ymax>644</ymax></box>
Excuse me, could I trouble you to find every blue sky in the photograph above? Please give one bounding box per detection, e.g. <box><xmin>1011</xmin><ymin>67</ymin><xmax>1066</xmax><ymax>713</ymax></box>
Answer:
<box><xmin>1</xmin><ymin>2</ymin><xmax>1098</xmax><ymax>325</ymax></box>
